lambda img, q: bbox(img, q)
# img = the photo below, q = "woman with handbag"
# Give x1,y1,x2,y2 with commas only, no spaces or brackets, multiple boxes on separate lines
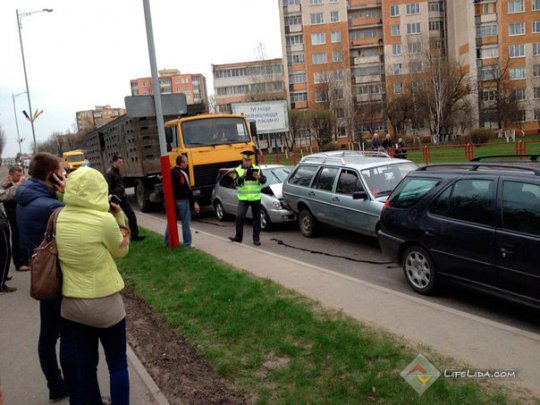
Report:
55,167,130,404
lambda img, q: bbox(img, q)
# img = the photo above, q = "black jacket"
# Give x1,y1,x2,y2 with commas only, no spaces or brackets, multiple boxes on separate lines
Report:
171,167,195,208
105,166,125,197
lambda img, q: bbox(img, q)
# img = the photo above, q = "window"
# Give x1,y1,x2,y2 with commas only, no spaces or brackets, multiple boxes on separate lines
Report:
289,73,306,84
309,0,322,4
288,53,305,65
502,181,540,236
329,0,338,2
391,25,400,36
392,44,402,55
429,1,444,12
394,82,403,94
407,23,421,34
511,88,526,100
534,43,540,55
534,0,540,11
357,83,382,95
310,12,324,24
534,64,540,76
477,24,498,37
390,4,399,16
313,167,338,191
408,42,421,53
535,87,540,98
509,44,525,58
535,108,540,119
406,3,420,15
533,21,540,33
481,89,497,101
286,35,303,46
331,31,341,43
312,52,327,64
330,11,339,22
284,15,302,25
390,178,440,209
288,165,318,186
409,61,422,73
430,179,495,226
332,50,343,62
429,20,444,31
510,67,526,79
479,45,499,59
311,32,326,45
509,23,525,36
291,91,308,102
517,110,527,121
508,0,525,12
393,63,403,75
336,170,364,195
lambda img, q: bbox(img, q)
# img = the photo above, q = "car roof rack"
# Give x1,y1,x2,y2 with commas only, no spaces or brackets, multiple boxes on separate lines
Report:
300,150,390,165
418,162,540,176
471,154,539,162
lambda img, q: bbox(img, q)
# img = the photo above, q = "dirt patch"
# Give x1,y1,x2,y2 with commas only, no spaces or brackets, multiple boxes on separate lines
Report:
122,287,248,405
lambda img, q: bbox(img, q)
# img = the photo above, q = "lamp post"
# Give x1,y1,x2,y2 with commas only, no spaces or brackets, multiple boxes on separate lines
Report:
16,8,53,154
11,92,27,156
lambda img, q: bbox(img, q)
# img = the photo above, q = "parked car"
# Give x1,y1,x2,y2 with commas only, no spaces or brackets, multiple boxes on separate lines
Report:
283,151,417,237
378,161,540,310
211,164,296,231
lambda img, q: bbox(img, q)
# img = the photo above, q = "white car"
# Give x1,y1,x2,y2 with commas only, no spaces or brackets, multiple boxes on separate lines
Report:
211,164,296,231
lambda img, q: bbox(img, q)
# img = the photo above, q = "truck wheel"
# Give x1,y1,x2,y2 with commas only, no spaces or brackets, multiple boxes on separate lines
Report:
135,180,153,212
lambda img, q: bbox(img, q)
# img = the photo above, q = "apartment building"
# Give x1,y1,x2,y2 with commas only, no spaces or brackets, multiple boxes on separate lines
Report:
279,0,540,140
76,105,126,132
130,69,208,106
212,58,286,113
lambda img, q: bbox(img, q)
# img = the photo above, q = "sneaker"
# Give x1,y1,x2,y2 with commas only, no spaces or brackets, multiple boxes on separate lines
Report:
0,285,17,293
16,264,31,271
228,236,242,243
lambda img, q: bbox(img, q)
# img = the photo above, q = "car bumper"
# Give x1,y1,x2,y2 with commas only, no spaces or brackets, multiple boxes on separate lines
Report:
378,230,404,264
267,208,297,224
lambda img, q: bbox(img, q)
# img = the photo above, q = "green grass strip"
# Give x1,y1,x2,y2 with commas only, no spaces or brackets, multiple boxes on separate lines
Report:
118,231,515,404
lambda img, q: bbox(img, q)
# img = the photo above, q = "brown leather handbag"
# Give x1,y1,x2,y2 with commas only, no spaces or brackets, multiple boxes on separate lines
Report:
30,208,63,300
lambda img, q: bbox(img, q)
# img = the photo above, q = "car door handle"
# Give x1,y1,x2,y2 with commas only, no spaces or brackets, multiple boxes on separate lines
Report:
332,197,340,202
307,191,315,197
500,247,514,258
424,230,436,237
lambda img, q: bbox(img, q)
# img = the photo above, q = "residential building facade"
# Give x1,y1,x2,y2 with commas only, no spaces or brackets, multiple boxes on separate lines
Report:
212,58,286,113
76,105,126,132
130,69,208,106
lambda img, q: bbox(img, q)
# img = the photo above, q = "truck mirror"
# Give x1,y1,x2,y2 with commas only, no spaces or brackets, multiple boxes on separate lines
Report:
249,121,257,140
165,127,173,144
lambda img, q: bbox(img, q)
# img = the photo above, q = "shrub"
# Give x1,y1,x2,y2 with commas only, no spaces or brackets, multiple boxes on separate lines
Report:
321,142,338,151
469,128,494,145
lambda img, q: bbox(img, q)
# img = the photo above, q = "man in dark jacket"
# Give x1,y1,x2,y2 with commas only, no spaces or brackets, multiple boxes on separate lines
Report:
16,153,76,402
105,155,144,241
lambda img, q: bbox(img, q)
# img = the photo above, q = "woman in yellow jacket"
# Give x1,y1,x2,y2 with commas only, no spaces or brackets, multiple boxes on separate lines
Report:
56,167,130,404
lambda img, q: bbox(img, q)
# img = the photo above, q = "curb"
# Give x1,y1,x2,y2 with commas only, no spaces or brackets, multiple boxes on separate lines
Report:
127,345,171,405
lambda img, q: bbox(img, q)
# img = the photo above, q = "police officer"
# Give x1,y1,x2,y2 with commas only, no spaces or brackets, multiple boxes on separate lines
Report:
228,150,266,246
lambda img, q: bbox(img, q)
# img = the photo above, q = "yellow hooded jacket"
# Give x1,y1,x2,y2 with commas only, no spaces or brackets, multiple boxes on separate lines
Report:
56,167,128,298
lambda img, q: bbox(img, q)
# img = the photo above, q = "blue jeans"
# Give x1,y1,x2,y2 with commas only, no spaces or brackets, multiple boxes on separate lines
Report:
66,318,129,405
163,200,192,246
39,297,78,401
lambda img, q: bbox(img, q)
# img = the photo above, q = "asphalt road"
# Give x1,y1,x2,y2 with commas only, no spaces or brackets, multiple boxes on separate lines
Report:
136,201,540,336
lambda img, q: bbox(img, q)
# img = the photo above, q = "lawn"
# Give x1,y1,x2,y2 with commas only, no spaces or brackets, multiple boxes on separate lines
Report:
117,231,518,404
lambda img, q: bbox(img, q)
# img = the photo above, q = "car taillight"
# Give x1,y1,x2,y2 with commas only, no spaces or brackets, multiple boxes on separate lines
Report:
383,200,391,210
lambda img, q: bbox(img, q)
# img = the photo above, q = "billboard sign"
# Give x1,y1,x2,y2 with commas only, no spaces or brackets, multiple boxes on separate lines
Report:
231,100,289,134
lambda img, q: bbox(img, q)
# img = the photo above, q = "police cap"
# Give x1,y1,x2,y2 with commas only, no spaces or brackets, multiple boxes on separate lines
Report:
241,150,255,159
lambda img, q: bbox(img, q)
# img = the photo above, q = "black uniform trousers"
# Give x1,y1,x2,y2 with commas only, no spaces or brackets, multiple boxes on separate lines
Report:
1,226,11,287
234,199,261,243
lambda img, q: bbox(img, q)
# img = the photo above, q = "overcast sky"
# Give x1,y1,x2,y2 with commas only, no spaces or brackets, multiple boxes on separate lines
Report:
0,0,282,157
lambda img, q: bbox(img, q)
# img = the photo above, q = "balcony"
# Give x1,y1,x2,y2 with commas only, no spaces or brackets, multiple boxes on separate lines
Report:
356,93,383,102
287,43,304,52
354,55,380,64
347,0,381,11
349,16,382,28
288,24,302,33
284,4,301,14
480,13,497,23
350,36,382,47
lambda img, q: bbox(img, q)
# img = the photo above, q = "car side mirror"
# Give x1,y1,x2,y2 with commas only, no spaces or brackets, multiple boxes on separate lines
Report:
352,190,368,200
165,127,173,144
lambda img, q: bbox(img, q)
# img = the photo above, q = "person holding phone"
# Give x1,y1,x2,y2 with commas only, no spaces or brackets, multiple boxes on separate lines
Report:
16,152,76,402
228,150,266,246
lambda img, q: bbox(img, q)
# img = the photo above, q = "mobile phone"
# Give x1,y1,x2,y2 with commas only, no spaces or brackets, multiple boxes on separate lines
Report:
110,194,122,205
246,168,255,179
48,173,61,187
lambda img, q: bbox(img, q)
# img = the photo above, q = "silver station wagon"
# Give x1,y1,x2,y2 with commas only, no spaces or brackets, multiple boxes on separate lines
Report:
283,151,417,237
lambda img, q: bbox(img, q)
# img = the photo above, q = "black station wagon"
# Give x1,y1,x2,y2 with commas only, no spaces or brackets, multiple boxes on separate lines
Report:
378,161,540,310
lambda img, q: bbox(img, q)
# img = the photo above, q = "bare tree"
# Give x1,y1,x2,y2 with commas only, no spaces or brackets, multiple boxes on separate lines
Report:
285,109,309,151
0,125,6,159
309,109,335,148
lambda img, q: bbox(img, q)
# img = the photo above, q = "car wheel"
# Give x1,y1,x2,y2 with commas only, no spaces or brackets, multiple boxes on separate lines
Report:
214,201,228,222
260,208,272,231
402,245,437,295
299,209,317,237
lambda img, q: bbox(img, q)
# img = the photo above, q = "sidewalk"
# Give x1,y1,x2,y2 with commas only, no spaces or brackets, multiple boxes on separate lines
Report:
0,263,168,405
138,212,540,398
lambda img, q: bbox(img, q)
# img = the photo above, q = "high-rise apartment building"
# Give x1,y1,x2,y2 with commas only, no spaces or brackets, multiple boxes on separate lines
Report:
76,105,126,132
130,69,208,106
212,58,286,113
279,0,540,140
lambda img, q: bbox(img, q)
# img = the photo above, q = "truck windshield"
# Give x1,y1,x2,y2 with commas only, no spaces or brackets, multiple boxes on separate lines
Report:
66,155,84,162
181,117,250,147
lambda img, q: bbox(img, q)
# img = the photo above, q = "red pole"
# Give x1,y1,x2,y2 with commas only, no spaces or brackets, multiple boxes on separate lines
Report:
275,153,281,163
160,155,180,248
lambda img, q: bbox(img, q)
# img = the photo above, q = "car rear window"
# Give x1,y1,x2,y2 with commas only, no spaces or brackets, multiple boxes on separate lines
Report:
389,177,440,208
288,165,318,187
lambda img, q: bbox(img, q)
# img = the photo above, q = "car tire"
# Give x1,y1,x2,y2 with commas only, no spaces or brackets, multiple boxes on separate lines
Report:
214,201,229,222
260,208,272,231
402,245,438,295
299,209,317,237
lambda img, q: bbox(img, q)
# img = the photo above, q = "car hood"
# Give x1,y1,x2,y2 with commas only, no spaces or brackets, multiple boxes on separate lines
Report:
270,183,283,199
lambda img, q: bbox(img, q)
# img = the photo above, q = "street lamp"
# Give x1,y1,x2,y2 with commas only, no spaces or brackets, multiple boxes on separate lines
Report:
11,91,27,156
16,8,53,154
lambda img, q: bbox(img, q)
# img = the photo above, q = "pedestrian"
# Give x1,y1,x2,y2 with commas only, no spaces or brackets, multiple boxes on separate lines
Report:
16,152,76,402
164,155,200,247
382,133,393,151
228,150,267,246
0,199,15,293
371,133,381,151
105,155,145,241
56,167,130,404
1,166,30,272
395,138,408,159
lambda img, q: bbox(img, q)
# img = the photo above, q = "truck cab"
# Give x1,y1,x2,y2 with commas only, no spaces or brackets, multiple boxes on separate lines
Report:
62,150,85,172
